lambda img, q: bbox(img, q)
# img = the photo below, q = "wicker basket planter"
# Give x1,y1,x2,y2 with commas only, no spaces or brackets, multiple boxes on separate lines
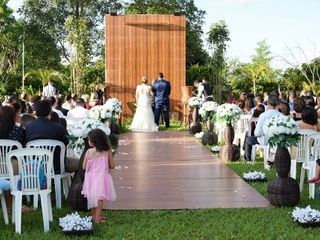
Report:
267,146,300,207
219,124,240,161
189,108,202,134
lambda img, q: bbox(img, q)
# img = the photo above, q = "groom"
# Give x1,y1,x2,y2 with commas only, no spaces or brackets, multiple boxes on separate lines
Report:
152,72,171,128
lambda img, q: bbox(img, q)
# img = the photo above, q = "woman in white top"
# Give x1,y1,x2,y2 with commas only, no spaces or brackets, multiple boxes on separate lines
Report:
130,76,158,132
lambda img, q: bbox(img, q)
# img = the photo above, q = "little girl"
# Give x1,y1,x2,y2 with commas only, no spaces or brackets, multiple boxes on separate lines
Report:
81,128,116,223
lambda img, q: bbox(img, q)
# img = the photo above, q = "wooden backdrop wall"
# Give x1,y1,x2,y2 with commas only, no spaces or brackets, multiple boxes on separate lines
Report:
105,14,186,118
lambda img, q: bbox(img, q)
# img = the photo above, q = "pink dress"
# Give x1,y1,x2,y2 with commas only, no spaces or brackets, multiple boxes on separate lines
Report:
82,155,116,209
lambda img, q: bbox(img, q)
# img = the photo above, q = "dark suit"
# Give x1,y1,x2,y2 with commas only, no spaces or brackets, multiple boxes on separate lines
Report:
152,79,171,127
26,117,69,173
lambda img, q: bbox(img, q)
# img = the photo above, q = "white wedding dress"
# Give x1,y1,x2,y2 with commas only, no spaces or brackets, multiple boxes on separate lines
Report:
130,84,159,132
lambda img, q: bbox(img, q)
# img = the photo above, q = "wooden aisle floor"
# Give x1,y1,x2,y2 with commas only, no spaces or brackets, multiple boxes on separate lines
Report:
107,131,272,209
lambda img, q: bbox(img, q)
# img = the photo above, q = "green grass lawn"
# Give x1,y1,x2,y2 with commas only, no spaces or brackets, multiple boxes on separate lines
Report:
1,138,320,239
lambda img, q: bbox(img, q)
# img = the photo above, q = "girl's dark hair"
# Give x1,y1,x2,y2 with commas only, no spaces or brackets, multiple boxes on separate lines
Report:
302,107,318,125
293,97,305,113
278,101,290,116
0,105,15,139
88,128,111,152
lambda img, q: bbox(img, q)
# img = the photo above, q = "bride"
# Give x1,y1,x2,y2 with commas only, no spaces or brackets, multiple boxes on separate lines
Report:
130,76,159,132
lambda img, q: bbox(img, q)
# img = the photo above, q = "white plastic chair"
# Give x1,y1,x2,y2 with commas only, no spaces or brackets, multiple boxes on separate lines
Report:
6,148,53,233
235,114,252,151
0,140,23,179
26,140,69,209
290,129,317,179
0,188,9,225
299,133,320,198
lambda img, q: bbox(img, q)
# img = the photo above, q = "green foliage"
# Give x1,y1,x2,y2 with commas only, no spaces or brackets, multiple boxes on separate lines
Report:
186,64,212,85
268,134,300,148
207,20,230,102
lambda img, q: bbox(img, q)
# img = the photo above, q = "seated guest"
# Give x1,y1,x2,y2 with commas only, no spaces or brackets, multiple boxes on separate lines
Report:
250,94,263,113
21,113,36,128
298,107,320,131
50,96,65,119
0,104,26,146
292,97,305,121
62,94,74,111
55,97,68,116
304,95,316,108
26,100,68,173
278,101,290,116
244,104,265,161
67,98,89,122
244,94,282,161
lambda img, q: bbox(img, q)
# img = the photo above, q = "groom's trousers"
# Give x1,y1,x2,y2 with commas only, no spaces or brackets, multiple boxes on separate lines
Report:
154,103,170,128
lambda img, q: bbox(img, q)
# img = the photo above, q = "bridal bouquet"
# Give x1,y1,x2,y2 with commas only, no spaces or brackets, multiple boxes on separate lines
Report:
216,103,242,125
199,101,219,121
187,97,203,108
263,115,300,148
292,206,320,225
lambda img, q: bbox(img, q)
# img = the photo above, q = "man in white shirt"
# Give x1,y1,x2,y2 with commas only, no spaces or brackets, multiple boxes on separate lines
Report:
244,93,282,161
66,98,89,123
43,80,56,98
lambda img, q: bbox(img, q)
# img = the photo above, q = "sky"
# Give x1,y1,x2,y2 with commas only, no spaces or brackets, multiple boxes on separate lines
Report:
8,0,320,68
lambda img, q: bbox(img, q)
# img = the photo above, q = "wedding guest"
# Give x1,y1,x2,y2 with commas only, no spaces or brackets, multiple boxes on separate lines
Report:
20,93,31,114
278,101,290,116
82,129,116,223
201,78,214,102
292,97,305,121
50,96,65,118
55,97,68,116
303,95,316,108
30,95,41,112
62,94,74,111
287,90,296,112
94,85,104,101
81,94,92,110
298,107,320,131
0,104,25,146
250,94,263,113
21,113,36,128
67,98,90,122
26,100,68,173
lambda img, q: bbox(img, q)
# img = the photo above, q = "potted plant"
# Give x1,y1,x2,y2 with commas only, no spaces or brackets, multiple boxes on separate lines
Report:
199,101,219,145
187,97,203,134
263,115,300,206
216,103,242,161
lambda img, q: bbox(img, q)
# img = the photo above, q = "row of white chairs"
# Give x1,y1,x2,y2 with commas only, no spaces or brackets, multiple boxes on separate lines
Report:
0,139,70,233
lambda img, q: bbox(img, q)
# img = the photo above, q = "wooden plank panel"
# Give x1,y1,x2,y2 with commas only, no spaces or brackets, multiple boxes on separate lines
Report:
106,15,186,118
106,131,272,210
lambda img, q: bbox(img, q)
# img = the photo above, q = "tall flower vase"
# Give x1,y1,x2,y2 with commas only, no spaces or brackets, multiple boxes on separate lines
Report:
202,120,218,145
189,107,202,134
219,123,240,161
267,146,300,207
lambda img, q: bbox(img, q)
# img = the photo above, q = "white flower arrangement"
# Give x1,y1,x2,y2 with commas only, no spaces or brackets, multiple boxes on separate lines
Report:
242,171,266,181
292,206,320,225
199,101,219,121
187,97,203,108
216,103,242,125
194,132,204,139
211,146,221,152
263,115,300,148
59,212,93,232
67,119,111,155
89,105,112,121
104,98,122,115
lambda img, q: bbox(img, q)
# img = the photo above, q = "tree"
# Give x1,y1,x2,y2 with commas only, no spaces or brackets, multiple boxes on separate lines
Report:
280,42,320,93
239,40,274,95
124,0,208,67
207,20,230,102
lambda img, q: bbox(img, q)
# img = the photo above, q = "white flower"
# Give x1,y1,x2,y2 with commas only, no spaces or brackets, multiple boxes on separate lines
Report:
242,171,266,180
59,212,93,231
292,206,320,224
263,115,299,138
194,132,204,139
188,97,203,107
216,103,242,124
68,119,111,138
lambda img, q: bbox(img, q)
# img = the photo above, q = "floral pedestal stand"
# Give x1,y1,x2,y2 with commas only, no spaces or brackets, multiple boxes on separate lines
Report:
189,107,202,134
267,146,300,206
202,120,218,145
219,123,240,161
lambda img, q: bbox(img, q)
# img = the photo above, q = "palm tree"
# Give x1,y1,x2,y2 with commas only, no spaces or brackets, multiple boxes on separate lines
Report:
25,69,62,88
